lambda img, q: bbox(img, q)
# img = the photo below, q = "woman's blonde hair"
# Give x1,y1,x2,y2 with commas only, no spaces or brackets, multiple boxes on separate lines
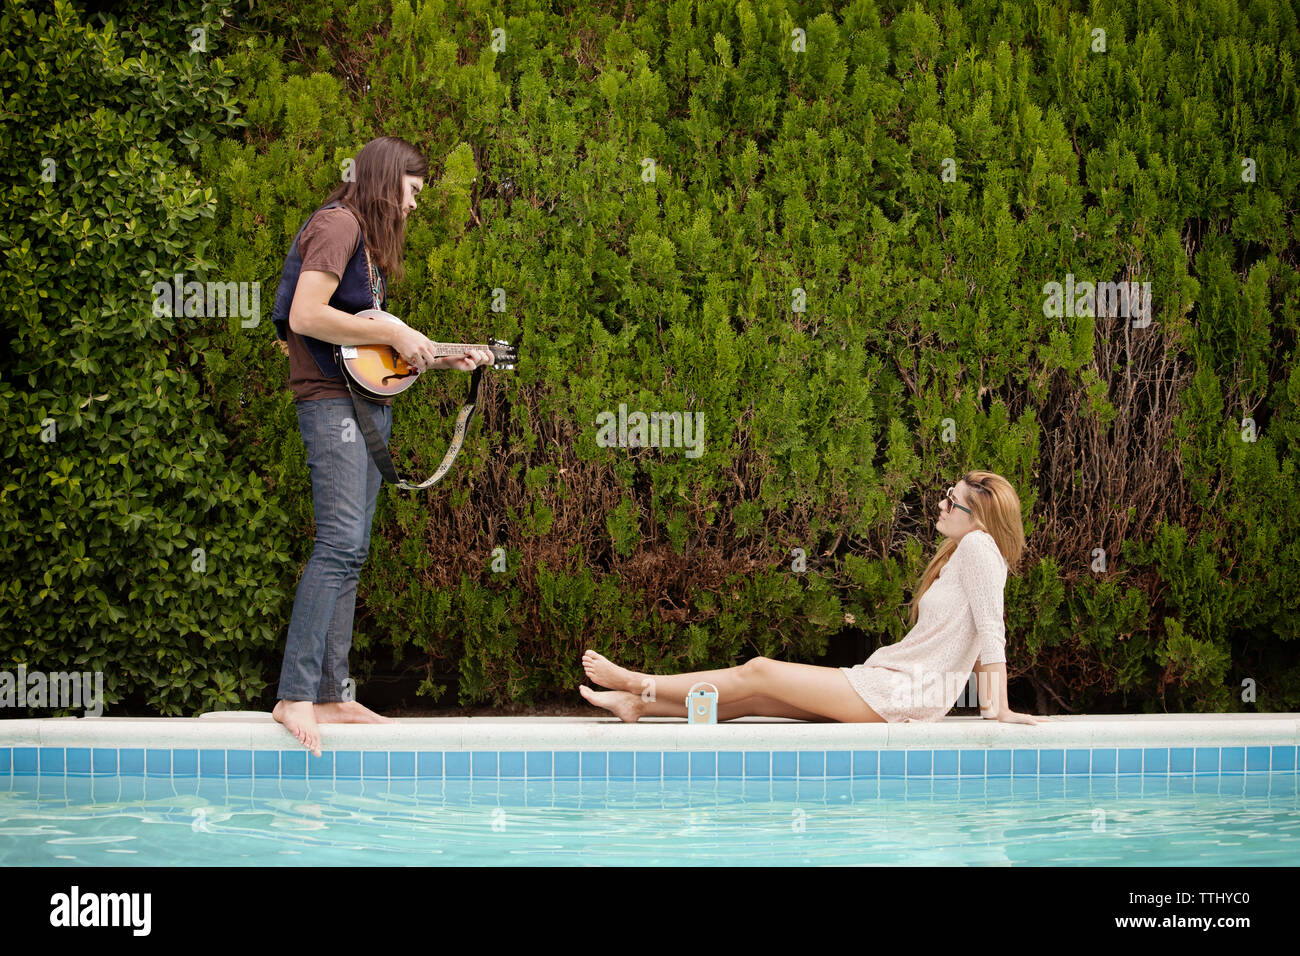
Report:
907,470,1026,626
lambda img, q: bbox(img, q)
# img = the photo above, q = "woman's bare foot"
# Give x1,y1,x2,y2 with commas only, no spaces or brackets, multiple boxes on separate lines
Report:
272,699,322,757
581,649,643,693
314,701,395,724
578,684,644,722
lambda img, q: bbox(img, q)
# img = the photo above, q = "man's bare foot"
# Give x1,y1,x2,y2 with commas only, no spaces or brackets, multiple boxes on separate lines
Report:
578,684,644,722
581,649,644,694
272,699,322,757
314,700,395,724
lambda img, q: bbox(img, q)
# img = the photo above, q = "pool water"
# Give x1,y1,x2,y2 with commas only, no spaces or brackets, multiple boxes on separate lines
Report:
2,774,1297,865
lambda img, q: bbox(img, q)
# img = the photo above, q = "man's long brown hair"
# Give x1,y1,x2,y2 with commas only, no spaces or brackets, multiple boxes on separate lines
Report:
321,136,428,283
907,470,1027,626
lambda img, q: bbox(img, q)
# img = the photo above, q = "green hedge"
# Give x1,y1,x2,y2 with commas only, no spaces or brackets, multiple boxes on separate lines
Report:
0,0,292,714
3,0,1298,716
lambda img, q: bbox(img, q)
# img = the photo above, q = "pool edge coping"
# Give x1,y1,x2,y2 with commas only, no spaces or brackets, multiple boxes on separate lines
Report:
1,713,1297,751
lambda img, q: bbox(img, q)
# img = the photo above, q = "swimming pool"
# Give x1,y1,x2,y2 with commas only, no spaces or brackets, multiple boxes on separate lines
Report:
3,715,1296,865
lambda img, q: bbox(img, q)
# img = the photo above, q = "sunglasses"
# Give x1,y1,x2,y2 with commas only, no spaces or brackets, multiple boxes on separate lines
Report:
942,486,973,515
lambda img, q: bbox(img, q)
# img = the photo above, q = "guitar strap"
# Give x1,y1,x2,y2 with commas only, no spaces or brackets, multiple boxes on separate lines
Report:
343,365,485,492
343,243,486,492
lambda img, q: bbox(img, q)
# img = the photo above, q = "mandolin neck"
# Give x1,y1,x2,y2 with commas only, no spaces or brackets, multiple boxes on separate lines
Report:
429,342,498,356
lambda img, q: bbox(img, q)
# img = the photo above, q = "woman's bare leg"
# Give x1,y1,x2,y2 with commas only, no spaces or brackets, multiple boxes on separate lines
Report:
581,650,882,723
578,686,829,721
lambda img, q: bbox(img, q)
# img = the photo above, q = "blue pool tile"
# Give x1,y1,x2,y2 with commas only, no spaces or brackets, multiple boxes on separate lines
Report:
497,751,524,778
609,752,633,778
0,749,9,774
145,749,171,776
771,751,796,777
1221,747,1245,773
281,750,306,778
92,748,117,775
333,751,361,779
253,750,279,777
199,750,225,777
418,752,444,778
744,751,770,777
1065,750,1090,775
906,750,932,776
1092,749,1117,774
1039,749,1064,774
1246,747,1270,772
144,778,176,801
362,751,389,778
13,748,36,774
552,751,577,777
1012,749,1038,776
663,752,689,777
390,751,416,778
581,751,607,778
986,749,1011,776
119,749,144,775
718,751,742,778
1143,748,1167,773
798,751,825,778
932,750,958,776
689,752,715,778
720,751,749,777
959,750,985,776
524,751,550,777
1169,748,1194,773
1271,746,1296,772
1195,747,1220,774
306,751,333,779
173,749,198,777
119,777,145,801
39,748,64,774
224,749,251,777
1117,748,1142,774
827,750,851,776
92,779,119,804
853,751,879,777
635,751,661,778
444,752,470,777
66,747,91,774
880,750,905,777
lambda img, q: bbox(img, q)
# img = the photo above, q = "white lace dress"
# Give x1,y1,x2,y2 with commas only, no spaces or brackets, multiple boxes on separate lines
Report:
841,529,1008,721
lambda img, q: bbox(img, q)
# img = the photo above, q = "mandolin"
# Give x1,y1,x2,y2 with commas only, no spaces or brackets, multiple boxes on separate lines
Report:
336,308,517,401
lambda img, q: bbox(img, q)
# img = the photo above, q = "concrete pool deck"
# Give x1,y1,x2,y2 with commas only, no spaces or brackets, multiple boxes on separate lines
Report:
2,712,1297,751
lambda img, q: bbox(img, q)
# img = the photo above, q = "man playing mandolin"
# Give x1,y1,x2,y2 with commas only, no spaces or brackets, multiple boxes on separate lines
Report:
270,136,494,755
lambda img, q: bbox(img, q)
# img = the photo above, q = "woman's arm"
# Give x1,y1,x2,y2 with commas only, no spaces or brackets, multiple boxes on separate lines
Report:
289,270,402,346
956,534,1046,724
974,660,1045,724
290,269,463,370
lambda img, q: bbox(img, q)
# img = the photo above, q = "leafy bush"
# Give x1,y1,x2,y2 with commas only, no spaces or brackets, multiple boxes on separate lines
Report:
0,0,291,714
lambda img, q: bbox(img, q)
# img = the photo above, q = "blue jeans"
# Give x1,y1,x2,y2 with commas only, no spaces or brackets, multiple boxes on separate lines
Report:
277,396,391,703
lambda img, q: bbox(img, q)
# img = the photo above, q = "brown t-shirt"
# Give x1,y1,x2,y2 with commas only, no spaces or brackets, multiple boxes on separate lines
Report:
285,206,393,406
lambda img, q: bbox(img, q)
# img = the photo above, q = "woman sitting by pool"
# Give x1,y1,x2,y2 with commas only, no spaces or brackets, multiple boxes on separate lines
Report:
580,470,1046,725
